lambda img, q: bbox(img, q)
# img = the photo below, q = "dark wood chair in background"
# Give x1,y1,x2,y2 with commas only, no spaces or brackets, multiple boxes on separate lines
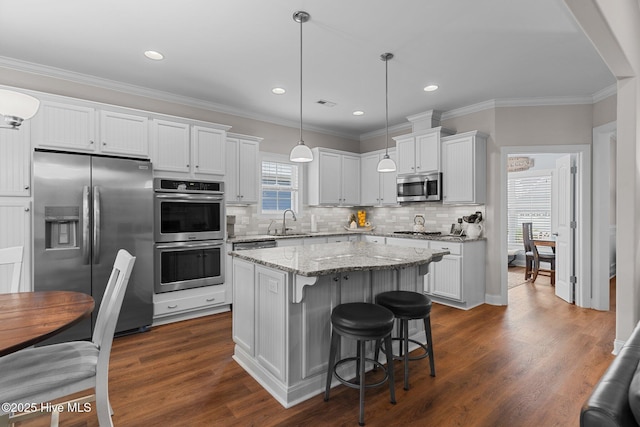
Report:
522,222,556,285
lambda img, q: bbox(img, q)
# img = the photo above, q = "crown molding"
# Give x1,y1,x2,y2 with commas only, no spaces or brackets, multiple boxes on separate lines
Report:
359,122,412,141
592,84,617,102
0,56,360,141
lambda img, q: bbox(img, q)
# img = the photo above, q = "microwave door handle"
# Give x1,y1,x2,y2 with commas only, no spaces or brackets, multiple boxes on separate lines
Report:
82,186,91,265
93,186,101,264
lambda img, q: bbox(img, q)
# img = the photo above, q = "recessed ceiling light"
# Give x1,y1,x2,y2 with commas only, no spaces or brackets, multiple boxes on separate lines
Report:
272,87,286,95
423,84,439,92
144,50,164,61
353,111,365,116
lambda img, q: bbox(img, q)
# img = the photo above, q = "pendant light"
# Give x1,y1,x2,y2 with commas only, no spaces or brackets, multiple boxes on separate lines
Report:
377,53,397,172
0,89,40,130
289,11,314,163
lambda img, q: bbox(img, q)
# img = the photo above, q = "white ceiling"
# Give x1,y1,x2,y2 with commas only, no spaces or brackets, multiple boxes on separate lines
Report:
0,0,615,140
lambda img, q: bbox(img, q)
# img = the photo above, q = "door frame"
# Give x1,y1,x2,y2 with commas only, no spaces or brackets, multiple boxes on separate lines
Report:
499,144,591,307
592,121,616,310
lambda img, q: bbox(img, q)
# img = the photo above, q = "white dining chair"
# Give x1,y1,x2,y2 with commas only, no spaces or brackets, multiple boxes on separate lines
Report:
0,246,23,293
0,249,136,427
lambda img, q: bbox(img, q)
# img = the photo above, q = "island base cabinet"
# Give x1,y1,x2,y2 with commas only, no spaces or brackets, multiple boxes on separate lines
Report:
231,257,432,407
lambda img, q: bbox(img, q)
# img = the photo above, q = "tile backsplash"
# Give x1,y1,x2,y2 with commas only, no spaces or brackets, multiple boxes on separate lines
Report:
227,203,485,237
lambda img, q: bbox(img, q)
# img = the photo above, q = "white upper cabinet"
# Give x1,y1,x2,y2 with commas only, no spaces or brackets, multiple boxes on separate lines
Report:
99,110,148,157
191,125,226,176
152,119,229,178
308,148,360,206
441,131,487,205
394,127,453,175
0,124,31,197
360,149,397,206
32,100,149,157
226,134,261,205
151,119,191,173
32,101,97,152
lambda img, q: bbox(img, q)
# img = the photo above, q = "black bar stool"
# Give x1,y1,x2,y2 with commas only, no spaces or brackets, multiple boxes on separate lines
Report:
375,290,435,390
324,302,396,426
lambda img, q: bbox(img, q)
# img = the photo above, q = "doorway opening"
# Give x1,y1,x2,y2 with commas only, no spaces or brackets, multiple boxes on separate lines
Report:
499,144,592,307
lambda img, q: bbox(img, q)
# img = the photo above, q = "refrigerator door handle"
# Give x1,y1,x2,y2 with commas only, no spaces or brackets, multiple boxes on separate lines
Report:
93,186,101,264
82,186,91,265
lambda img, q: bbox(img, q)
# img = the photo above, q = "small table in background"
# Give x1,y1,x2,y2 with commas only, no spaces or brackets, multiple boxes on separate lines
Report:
0,291,95,356
533,239,556,253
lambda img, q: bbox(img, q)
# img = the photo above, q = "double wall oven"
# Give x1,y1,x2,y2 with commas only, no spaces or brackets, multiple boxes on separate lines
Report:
154,178,225,293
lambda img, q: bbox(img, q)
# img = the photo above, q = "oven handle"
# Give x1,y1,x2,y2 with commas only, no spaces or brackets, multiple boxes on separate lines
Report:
156,242,225,250
155,193,223,201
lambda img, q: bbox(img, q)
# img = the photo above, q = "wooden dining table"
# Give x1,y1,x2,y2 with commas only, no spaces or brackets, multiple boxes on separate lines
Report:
0,291,95,357
533,239,556,253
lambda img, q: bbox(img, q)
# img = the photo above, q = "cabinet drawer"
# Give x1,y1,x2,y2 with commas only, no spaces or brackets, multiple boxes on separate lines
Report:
155,287,226,316
430,241,461,255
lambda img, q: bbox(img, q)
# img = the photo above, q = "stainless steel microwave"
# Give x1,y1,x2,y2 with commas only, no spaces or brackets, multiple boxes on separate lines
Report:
397,172,442,202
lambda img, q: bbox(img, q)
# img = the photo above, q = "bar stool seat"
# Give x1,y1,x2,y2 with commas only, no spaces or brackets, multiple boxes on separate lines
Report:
324,302,396,426
375,290,435,391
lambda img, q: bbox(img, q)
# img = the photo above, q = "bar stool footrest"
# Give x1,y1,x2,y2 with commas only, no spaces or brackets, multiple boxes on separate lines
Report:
386,337,430,361
333,357,390,389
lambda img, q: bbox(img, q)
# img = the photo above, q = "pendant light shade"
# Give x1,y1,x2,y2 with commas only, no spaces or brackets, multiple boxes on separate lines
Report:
377,53,397,173
0,89,40,130
289,11,313,163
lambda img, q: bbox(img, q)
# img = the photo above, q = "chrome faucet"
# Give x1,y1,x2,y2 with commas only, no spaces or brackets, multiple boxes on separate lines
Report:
282,209,297,235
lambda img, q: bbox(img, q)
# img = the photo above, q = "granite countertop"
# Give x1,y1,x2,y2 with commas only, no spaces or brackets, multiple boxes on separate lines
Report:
227,230,484,244
229,241,449,276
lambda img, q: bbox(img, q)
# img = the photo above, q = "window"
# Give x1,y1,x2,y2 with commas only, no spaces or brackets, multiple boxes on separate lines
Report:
261,159,300,215
507,171,552,246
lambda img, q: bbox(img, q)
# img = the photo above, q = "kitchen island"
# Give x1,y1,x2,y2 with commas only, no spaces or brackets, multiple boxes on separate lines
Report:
229,241,448,407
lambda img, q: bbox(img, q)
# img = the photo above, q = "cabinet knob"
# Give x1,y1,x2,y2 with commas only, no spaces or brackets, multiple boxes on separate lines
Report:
416,166,420,169
103,142,107,146
332,276,339,282
206,297,216,302
89,140,94,145
343,275,349,280
167,304,178,309
195,165,199,168
24,185,30,190
24,207,30,212
186,164,190,167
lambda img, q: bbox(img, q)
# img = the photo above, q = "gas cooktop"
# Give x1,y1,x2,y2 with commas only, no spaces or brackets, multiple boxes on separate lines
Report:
393,231,442,236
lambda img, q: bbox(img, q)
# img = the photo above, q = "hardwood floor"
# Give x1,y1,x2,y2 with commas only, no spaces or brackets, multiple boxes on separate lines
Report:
16,279,616,427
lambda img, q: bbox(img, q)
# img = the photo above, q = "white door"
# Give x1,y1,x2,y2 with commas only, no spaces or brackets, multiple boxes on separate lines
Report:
553,154,574,303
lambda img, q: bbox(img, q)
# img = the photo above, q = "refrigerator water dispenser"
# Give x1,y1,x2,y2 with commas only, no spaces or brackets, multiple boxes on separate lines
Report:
45,206,79,249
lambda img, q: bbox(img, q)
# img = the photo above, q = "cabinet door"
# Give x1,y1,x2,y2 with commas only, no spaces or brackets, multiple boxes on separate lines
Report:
32,101,96,152
430,255,462,301
0,200,31,292
0,124,31,196
238,140,259,203
100,110,149,157
225,138,239,203
395,137,415,175
415,132,439,173
442,136,474,204
152,119,191,173
360,153,381,205
192,126,225,176
341,154,360,205
318,151,342,205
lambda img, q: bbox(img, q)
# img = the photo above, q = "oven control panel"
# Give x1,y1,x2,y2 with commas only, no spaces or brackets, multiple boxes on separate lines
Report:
154,178,224,194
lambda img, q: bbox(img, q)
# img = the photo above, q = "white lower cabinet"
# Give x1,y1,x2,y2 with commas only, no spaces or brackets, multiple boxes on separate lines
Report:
427,240,485,309
386,237,485,309
361,235,385,244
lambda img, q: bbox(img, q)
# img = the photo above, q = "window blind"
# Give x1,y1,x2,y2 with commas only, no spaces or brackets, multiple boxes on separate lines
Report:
261,161,299,214
507,172,552,245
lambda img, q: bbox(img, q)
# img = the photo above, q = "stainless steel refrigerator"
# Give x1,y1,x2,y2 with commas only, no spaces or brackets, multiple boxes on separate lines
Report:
33,150,153,343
